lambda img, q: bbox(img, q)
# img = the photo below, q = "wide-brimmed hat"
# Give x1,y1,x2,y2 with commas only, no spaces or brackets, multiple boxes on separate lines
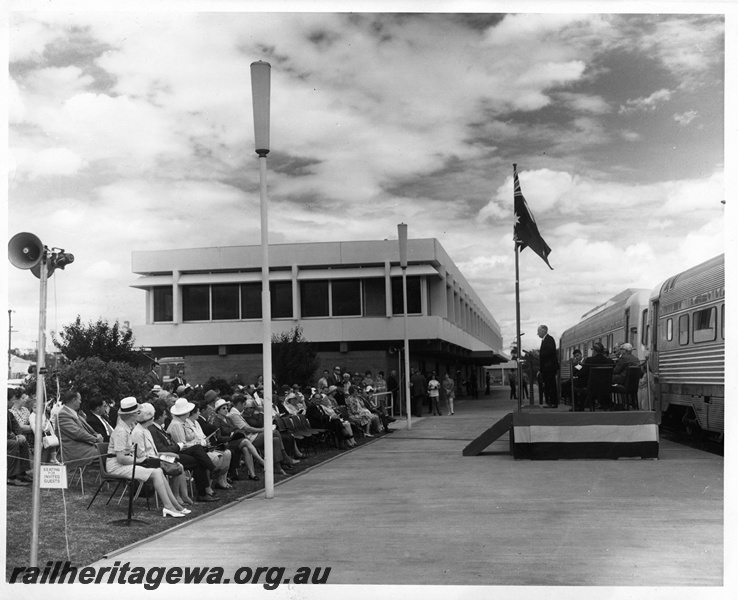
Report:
136,402,155,422
214,398,230,411
204,389,219,403
176,385,187,395
170,397,196,416
151,385,162,393
119,397,140,414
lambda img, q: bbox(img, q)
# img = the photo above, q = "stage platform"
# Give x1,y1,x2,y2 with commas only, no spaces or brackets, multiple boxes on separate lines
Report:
463,406,659,459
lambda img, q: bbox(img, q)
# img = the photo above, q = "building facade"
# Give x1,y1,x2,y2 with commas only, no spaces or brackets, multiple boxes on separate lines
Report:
131,238,505,390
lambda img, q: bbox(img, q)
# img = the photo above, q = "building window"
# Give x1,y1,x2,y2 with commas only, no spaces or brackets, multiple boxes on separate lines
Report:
241,283,261,319
391,276,422,315
271,281,293,319
212,284,240,320
301,280,329,317
363,278,385,317
678,314,689,346
153,287,173,322
183,285,210,321
693,307,716,343
332,279,361,316
666,318,673,342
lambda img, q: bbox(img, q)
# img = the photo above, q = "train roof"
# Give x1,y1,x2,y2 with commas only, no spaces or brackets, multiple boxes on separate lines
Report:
649,254,724,305
578,288,647,321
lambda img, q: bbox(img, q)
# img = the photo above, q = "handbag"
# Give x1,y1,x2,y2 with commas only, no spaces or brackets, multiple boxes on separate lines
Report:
42,433,60,449
159,460,183,476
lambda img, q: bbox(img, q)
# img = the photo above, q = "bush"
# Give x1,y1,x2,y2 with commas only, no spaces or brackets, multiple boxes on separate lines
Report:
54,357,151,406
271,326,320,389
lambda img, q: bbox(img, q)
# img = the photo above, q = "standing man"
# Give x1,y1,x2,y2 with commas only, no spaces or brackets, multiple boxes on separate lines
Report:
537,324,559,408
410,368,427,418
386,370,400,416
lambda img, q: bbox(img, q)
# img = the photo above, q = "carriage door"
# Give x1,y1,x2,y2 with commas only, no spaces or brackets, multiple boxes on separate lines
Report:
624,308,631,347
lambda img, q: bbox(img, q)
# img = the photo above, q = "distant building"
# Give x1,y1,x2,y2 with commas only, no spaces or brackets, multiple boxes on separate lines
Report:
131,238,505,389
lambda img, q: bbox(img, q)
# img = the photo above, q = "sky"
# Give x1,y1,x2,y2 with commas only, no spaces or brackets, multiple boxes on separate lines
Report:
3,1,732,357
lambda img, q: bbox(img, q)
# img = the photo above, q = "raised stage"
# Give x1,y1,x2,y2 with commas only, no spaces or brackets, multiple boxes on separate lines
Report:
463,409,659,459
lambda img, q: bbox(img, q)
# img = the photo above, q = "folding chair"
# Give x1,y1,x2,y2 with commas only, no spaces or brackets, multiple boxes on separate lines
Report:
86,442,148,511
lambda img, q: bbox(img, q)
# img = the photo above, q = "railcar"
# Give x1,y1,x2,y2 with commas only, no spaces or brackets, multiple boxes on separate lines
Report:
649,254,725,440
558,288,650,383
557,254,725,441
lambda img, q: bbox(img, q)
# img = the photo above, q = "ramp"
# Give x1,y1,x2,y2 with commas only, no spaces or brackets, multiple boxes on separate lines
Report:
462,412,513,456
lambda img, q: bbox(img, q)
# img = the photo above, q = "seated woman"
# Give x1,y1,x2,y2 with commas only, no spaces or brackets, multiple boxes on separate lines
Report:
345,386,381,437
319,387,356,444
167,397,233,491
227,396,299,475
211,398,262,481
9,389,34,442
132,402,193,509
106,397,188,518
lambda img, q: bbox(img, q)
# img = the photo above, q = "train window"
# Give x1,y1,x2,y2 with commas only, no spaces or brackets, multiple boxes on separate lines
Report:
693,307,716,343
666,318,673,342
678,314,689,345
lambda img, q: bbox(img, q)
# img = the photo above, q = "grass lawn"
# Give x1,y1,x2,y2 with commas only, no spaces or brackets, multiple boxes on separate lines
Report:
6,431,387,578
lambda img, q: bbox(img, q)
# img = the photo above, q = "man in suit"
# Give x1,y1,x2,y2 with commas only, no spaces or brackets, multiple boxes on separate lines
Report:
52,390,103,467
86,397,114,442
577,342,615,410
537,324,560,408
410,368,427,418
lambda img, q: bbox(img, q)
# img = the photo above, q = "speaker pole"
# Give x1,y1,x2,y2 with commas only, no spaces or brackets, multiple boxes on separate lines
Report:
29,251,49,568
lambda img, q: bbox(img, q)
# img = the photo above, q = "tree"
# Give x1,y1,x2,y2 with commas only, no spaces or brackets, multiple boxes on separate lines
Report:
52,316,139,364
26,357,150,406
271,326,320,388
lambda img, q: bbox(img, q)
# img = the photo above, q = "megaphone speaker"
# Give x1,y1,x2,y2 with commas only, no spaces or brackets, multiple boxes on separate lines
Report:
8,232,44,270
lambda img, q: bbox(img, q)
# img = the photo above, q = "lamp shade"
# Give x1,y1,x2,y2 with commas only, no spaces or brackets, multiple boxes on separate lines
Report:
250,60,271,156
398,223,408,268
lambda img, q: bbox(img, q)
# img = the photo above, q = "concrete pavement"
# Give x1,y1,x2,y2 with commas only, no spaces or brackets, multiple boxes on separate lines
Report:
93,388,724,587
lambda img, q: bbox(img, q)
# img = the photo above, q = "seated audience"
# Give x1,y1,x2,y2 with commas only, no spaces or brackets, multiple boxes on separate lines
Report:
211,397,262,481
132,402,193,508
85,397,115,442
148,400,219,502
345,386,381,436
167,397,232,491
106,397,188,518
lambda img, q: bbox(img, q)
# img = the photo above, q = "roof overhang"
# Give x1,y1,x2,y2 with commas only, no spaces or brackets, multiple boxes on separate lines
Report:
468,351,508,366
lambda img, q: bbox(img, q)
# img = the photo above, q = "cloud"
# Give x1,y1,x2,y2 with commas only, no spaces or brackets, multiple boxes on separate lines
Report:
619,88,672,113
673,110,699,126
22,148,88,179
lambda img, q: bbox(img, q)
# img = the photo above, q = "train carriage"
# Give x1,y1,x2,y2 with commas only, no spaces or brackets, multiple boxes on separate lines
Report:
559,288,650,383
649,255,725,439
558,254,724,441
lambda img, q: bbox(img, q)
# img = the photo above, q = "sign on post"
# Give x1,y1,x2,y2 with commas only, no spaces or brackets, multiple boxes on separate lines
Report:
40,465,68,489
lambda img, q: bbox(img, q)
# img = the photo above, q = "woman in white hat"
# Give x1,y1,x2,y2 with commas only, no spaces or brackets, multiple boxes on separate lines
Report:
132,402,193,510
166,397,232,490
106,397,188,518
211,397,262,481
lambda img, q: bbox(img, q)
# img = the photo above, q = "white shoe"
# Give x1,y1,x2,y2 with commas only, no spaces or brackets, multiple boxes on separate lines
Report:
163,508,185,518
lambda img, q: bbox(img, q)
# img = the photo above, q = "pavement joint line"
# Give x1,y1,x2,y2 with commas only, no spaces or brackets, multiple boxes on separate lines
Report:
99,434,387,563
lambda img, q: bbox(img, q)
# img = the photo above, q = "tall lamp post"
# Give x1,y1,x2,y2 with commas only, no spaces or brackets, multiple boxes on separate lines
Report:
398,224,412,430
251,60,274,498
8,309,15,379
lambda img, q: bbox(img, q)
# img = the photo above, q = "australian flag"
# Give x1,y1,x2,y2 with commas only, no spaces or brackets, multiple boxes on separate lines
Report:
513,164,553,270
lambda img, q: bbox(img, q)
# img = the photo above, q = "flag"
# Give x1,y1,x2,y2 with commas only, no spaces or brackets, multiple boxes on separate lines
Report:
513,164,553,270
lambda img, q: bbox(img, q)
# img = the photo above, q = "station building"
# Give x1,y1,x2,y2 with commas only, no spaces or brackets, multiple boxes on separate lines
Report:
131,238,506,389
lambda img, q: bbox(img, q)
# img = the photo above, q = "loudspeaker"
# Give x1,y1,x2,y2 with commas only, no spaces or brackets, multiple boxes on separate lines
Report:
8,232,44,270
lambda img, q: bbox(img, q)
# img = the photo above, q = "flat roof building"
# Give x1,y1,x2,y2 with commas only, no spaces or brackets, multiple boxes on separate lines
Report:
131,238,505,389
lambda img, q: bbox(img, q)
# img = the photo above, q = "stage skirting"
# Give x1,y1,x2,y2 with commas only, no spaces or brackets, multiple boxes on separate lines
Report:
512,411,659,459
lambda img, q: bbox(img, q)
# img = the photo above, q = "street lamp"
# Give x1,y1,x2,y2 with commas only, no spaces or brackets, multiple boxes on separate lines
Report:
398,223,412,430
250,60,274,499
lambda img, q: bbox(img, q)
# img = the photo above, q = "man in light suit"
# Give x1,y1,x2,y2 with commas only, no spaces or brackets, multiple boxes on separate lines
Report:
53,390,102,467
537,324,560,408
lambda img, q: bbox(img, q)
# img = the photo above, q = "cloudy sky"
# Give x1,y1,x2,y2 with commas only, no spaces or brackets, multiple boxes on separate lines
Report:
4,2,730,355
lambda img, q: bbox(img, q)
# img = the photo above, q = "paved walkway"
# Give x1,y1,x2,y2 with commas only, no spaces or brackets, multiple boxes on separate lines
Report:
93,389,724,588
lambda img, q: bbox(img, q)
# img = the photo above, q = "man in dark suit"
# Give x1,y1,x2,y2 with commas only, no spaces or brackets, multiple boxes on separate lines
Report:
537,324,560,408
577,342,615,410
85,397,114,442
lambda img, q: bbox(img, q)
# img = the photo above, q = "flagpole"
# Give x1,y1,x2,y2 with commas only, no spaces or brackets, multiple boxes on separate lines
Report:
514,163,522,414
